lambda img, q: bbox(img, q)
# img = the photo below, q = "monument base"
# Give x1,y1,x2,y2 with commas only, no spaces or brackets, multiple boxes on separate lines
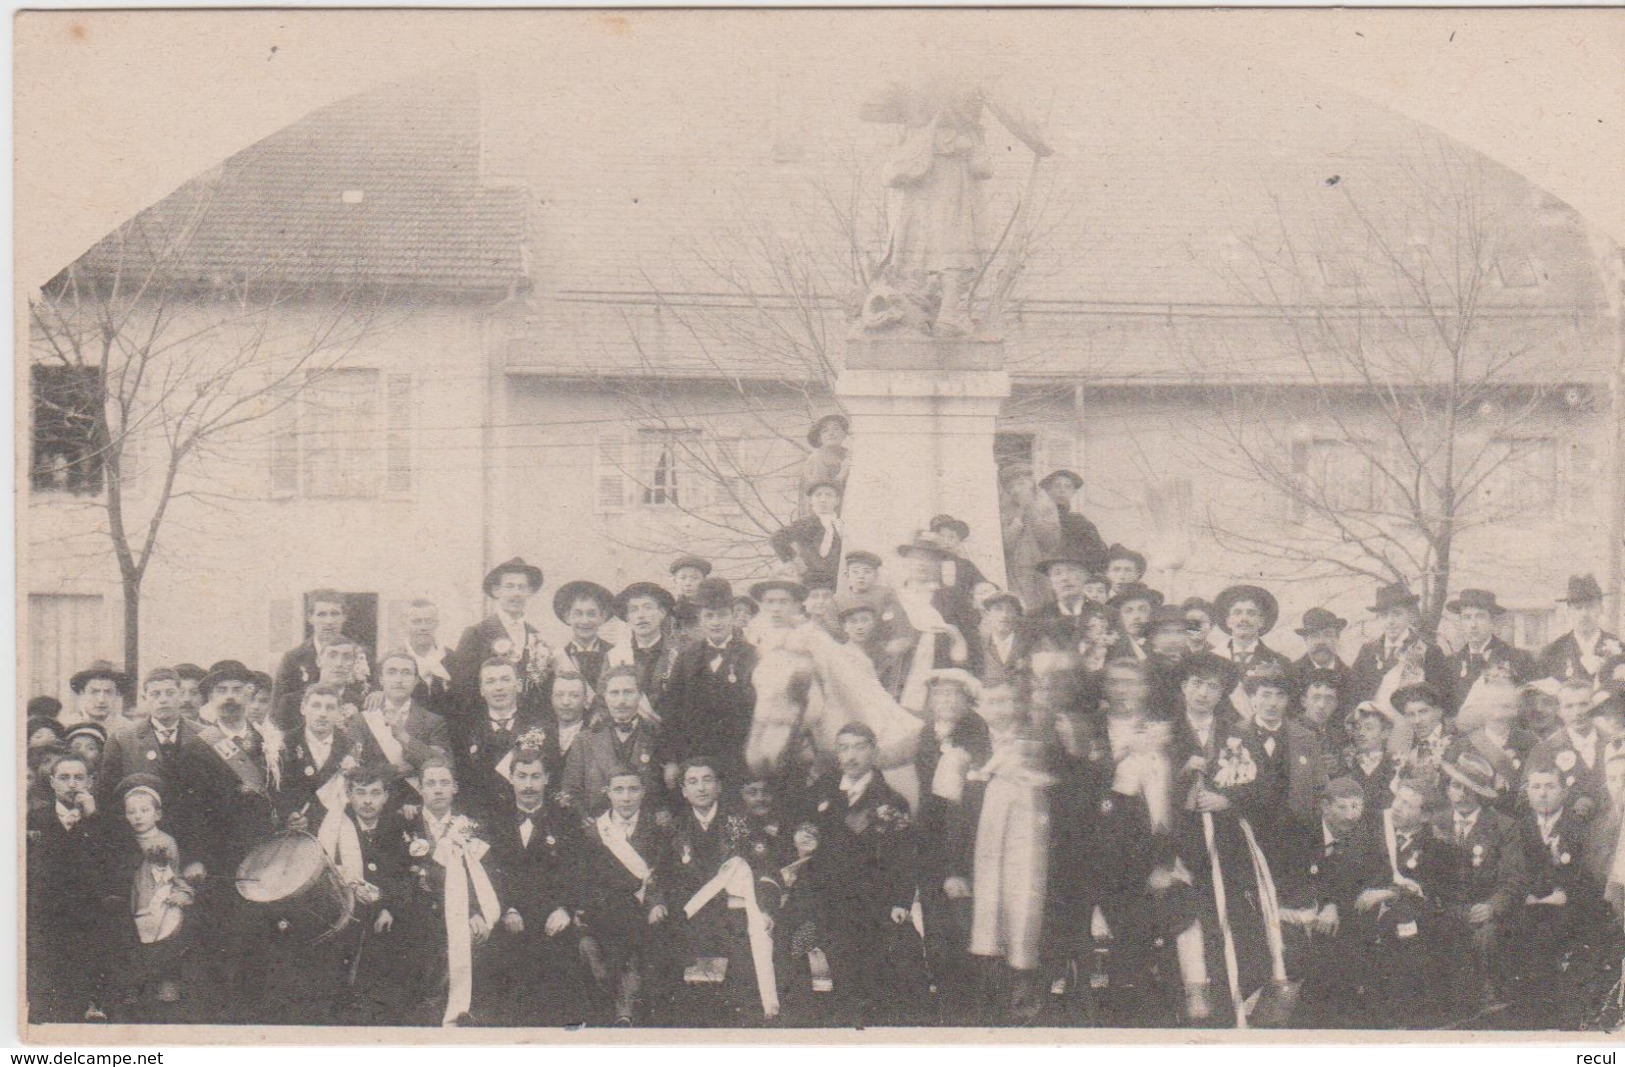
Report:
835,336,1011,588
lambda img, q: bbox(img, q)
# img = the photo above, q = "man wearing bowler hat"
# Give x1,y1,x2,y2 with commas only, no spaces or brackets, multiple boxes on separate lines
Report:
661,577,760,790
1037,468,1107,575
1289,608,1354,711
1539,574,1623,684
1444,588,1536,713
452,557,549,719
1349,582,1450,708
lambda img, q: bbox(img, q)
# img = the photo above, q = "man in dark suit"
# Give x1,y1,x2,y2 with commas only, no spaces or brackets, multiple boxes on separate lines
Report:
648,757,770,1025
482,745,586,1025
1242,663,1329,836
97,668,202,819
554,580,618,696
660,578,758,789
179,661,276,875
613,581,682,719
928,514,988,607
807,723,924,1026
541,669,592,789
451,557,549,721
1288,608,1356,724
1037,469,1108,574
274,683,368,830
578,767,667,1024
26,751,114,1023
402,598,457,721
561,665,663,817
455,658,546,819
1349,582,1451,708
769,481,844,585
1527,678,1611,821
886,534,980,679
1028,553,1097,648
977,591,1030,688
1212,584,1293,678
1435,750,1527,1014
1539,574,1624,684
270,588,369,733
325,764,423,1026
668,555,713,641
1444,588,1537,713
353,650,450,790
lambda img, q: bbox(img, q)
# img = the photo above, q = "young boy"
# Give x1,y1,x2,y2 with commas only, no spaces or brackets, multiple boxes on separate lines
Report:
843,550,903,643
769,481,844,585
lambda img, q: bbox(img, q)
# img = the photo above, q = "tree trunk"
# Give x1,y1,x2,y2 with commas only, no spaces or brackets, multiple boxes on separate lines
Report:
122,574,141,679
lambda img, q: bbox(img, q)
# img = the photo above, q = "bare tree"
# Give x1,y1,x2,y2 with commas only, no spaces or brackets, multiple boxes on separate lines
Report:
29,187,396,675
590,163,1060,574
1183,140,1600,629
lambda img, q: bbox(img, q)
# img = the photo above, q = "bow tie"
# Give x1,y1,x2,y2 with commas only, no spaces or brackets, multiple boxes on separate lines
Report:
58,808,81,830
490,718,515,733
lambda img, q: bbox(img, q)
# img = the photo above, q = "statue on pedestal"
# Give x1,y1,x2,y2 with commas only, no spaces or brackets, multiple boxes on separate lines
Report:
858,73,1053,338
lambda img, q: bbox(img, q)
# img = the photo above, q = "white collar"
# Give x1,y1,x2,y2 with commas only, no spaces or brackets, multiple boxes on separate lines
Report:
152,721,180,740
1466,638,1494,655
1231,638,1260,657
839,771,874,801
557,718,585,742
633,633,663,651
1454,807,1481,831
1567,726,1597,752
1537,809,1563,837
1322,819,1340,845
305,728,335,756
691,804,719,831
614,810,640,833
487,706,517,725
55,801,80,824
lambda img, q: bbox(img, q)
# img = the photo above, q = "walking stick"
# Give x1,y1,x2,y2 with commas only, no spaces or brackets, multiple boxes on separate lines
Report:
1202,810,1247,1030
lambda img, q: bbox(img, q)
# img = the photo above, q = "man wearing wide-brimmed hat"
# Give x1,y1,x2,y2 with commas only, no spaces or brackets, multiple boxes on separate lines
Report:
452,557,549,718
927,513,986,607
1538,573,1622,684
1444,588,1537,712
1348,582,1450,708
607,581,681,717
887,533,979,687
1211,584,1291,677
554,580,618,695
67,661,131,728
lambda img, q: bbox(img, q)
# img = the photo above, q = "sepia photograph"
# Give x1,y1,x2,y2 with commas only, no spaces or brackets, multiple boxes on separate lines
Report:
11,7,1625,1045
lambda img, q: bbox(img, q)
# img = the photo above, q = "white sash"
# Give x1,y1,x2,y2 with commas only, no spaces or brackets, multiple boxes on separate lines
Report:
682,855,780,1018
362,709,406,766
317,808,366,885
431,823,501,1025
596,811,652,900
315,763,350,817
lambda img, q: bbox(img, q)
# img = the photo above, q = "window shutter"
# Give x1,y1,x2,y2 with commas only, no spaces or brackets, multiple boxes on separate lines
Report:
595,430,630,513
268,598,296,659
712,434,743,511
384,373,413,495
269,399,299,498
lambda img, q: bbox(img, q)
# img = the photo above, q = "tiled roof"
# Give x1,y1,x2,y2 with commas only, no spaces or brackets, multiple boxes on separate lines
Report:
60,70,530,295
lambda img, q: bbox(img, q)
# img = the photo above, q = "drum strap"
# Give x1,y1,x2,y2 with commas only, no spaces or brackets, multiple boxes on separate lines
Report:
682,856,780,1019
434,833,500,1025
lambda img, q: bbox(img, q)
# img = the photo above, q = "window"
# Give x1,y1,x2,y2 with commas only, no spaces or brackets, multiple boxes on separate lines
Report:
1494,255,1542,289
640,428,703,507
1477,436,1558,519
28,593,106,699
31,365,103,495
1292,438,1377,515
269,369,412,499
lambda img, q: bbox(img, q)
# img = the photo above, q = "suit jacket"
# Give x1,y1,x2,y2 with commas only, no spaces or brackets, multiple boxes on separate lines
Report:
1217,639,1293,678
271,639,371,733
176,723,276,872
1538,629,1624,684
451,615,547,718
620,635,682,717
350,699,451,774
914,715,992,886
658,636,758,776
1289,654,1357,720
769,515,843,583
977,630,1031,688
1432,805,1526,917
1056,504,1108,574
1445,636,1537,712
579,809,665,945
1380,822,1452,939
345,809,416,925
560,716,662,815
97,718,202,807
938,555,988,608
1245,718,1329,827
1342,749,1398,834
1528,729,1609,818
26,805,116,943
455,707,547,818
1273,815,1390,918
1349,631,1451,708
485,802,583,928
1170,709,1260,817
274,724,368,823
808,773,918,921
648,803,754,921
1518,807,1590,901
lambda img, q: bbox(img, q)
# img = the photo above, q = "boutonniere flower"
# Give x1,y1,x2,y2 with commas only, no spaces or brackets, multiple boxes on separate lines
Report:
1100,796,1114,814
545,834,556,848
817,799,831,813
1309,863,1320,876
681,844,692,865
1561,851,1573,865
1556,750,1578,773
304,765,316,777
341,754,359,772
517,727,549,751
493,638,514,657
27,829,40,843
1405,853,1419,870
408,837,432,858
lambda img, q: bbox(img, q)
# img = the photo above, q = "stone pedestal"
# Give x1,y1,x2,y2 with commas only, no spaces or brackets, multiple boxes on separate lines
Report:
835,334,1010,587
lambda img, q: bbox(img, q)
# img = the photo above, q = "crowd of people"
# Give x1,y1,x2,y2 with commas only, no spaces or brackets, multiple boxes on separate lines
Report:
23,440,1625,1033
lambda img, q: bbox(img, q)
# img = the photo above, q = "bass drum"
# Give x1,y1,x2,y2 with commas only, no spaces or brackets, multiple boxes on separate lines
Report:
236,831,355,943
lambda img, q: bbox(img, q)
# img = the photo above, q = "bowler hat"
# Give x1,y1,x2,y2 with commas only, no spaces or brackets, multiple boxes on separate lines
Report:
554,580,616,623
1108,582,1165,610
1213,584,1280,636
669,555,713,578
981,591,1025,616
1559,574,1605,604
897,533,954,560
1147,604,1187,634
1442,751,1499,800
807,413,850,447
68,661,132,697
1034,553,1092,576
845,550,883,570
614,581,676,621
199,660,255,699
1038,469,1083,494
1368,582,1420,614
750,579,808,603
1104,544,1148,573
692,577,734,612
732,594,759,618
928,514,971,541
1446,588,1506,616
1295,608,1348,637
484,557,544,598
